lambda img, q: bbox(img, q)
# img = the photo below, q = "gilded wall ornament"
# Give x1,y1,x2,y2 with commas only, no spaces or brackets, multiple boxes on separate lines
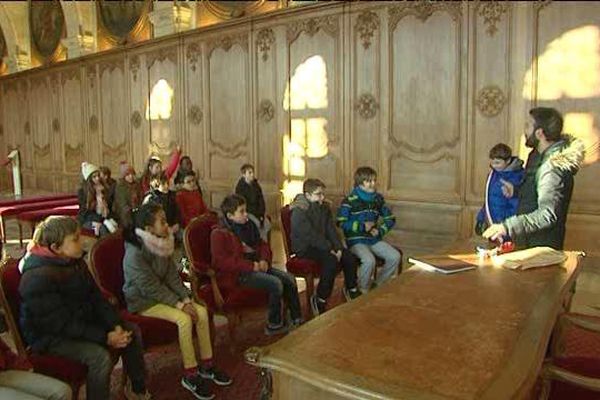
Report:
356,11,380,50
52,118,60,132
188,105,203,126
476,85,506,117
388,1,462,29
287,16,339,43
207,34,248,56
478,2,508,36
355,93,379,120
256,28,275,62
146,47,177,69
130,55,140,81
89,115,99,132
258,99,275,123
131,111,142,128
187,43,200,72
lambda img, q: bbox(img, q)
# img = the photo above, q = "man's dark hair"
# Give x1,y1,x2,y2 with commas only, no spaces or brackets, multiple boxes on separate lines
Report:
303,178,326,194
221,194,246,217
240,163,254,174
529,107,563,142
489,143,512,160
354,166,377,187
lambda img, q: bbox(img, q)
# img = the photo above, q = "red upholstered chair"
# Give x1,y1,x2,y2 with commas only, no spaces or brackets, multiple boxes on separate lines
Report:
0,257,87,399
88,231,179,349
540,313,600,399
279,205,321,316
184,213,268,348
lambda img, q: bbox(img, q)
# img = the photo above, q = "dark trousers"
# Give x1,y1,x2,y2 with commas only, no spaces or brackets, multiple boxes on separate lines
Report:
298,247,358,300
239,268,302,326
44,321,146,400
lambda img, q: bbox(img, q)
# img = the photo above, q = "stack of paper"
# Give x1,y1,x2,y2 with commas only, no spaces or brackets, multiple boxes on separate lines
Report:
491,247,567,270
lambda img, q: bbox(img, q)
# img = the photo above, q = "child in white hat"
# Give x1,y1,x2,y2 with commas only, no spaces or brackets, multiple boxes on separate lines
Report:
78,162,119,236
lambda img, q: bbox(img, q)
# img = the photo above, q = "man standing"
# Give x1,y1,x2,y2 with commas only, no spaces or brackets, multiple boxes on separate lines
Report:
483,107,585,250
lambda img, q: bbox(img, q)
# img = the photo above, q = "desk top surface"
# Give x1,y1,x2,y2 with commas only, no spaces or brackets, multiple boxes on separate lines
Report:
248,252,584,400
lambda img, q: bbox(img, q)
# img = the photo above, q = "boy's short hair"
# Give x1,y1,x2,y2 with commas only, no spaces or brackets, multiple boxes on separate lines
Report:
303,178,326,195
32,216,79,248
221,194,246,217
240,163,254,174
150,172,169,189
354,166,377,187
529,107,563,142
489,143,512,160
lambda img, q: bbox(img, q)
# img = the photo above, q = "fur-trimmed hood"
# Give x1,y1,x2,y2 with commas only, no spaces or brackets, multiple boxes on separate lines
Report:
544,134,586,175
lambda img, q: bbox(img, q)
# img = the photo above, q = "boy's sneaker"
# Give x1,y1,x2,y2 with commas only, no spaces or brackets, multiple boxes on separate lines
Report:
342,287,362,302
264,322,289,336
181,375,215,400
310,294,326,316
198,366,233,386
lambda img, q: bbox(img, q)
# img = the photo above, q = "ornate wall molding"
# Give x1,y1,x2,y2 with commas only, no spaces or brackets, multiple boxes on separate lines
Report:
209,136,249,157
188,105,203,125
186,43,200,72
33,144,51,158
256,28,275,62
206,34,248,56
99,59,125,76
146,47,177,69
476,85,506,117
131,111,142,129
52,118,60,132
64,143,84,172
388,1,462,29
258,99,275,122
86,66,97,88
355,10,380,49
389,134,460,155
89,115,99,132
129,55,140,81
287,15,339,43
61,68,80,85
477,2,509,36
355,93,379,120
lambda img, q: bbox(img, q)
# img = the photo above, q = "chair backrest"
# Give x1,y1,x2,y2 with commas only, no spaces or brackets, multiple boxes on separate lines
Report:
0,257,27,354
280,205,293,259
184,212,219,274
89,231,126,307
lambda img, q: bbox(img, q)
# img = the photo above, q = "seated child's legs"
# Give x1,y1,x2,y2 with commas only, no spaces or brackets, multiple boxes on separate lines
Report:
45,339,113,400
268,268,302,321
119,320,148,394
189,302,213,362
298,247,338,300
340,249,359,291
370,241,401,285
141,304,198,369
0,370,72,400
350,243,377,291
239,271,284,326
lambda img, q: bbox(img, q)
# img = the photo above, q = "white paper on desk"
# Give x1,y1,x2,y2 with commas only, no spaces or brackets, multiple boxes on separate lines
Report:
491,247,567,270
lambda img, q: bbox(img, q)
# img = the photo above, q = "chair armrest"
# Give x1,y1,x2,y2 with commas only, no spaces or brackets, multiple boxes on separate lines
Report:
204,268,225,310
563,314,600,334
542,362,600,392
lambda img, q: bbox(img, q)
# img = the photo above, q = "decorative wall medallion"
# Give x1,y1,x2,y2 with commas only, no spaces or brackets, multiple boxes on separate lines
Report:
188,105,203,125
52,118,60,132
256,28,275,62
355,94,379,120
89,115,99,132
388,1,462,29
130,55,140,81
287,16,339,43
207,34,248,56
131,111,142,128
258,99,274,123
187,43,200,72
476,85,506,117
356,10,380,49
478,2,508,36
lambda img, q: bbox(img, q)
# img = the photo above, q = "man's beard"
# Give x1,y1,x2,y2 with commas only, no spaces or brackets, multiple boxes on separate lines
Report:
525,127,539,148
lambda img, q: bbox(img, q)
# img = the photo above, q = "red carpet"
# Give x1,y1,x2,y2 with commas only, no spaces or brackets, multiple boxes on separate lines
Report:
110,279,347,400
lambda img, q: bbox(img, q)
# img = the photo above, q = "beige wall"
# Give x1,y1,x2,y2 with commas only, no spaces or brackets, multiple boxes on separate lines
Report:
0,1,599,256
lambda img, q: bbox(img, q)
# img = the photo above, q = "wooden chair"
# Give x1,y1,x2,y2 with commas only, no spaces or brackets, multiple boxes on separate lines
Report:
0,257,87,399
540,313,600,399
183,213,268,349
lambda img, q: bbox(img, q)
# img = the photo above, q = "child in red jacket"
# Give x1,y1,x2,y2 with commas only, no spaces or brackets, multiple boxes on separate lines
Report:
210,195,303,335
176,171,207,228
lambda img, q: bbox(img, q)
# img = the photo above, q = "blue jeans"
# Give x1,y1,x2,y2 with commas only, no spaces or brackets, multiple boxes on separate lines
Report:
350,241,401,291
239,268,302,326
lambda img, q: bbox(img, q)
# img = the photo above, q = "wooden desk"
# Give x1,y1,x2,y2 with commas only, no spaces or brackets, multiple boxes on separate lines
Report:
246,252,585,400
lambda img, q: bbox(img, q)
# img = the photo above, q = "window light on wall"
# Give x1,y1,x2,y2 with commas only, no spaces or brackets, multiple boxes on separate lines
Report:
146,79,174,120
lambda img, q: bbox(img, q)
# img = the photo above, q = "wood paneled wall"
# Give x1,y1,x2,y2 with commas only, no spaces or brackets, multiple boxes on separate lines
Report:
0,2,599,256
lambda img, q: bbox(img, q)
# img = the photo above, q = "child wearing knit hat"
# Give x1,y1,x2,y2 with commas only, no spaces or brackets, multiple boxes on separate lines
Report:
114,161,143,228
78,162,119,236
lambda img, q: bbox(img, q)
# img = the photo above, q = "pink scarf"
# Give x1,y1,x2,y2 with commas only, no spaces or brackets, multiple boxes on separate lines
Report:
135,228,175,258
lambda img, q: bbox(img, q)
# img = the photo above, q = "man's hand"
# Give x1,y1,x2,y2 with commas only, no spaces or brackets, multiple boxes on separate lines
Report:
482,224,508,243
500,179,514,198
364,221,375,232
182,303,198,323
330,249,342,261
258,260,269,272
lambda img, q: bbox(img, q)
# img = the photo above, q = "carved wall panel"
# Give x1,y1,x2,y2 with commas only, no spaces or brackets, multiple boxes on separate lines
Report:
184,39,205,179
29,75,53,171
61,68,84,174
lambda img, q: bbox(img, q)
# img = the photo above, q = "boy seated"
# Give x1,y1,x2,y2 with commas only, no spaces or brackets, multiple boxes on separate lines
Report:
235,164,271,241
176,171,208,228
290,179,361,316
18,216,151,400
475,143,524,236
337,167,401,293
211,195,303,335
143,172,180,234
